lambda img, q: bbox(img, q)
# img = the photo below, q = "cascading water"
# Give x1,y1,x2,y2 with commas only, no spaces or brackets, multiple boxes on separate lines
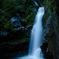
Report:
17,7,45,59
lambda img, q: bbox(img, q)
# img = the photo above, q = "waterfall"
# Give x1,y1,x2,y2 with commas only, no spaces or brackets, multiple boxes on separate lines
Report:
29,7,44,55
17,7,45,59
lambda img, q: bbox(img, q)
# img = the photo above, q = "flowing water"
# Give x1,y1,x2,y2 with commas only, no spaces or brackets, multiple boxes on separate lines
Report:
17,7,45,59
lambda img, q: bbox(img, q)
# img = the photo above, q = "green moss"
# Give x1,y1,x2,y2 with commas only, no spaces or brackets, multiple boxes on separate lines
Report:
0,0,35,31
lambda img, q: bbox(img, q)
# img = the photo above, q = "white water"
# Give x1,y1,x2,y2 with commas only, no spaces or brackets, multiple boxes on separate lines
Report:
17,7,45,59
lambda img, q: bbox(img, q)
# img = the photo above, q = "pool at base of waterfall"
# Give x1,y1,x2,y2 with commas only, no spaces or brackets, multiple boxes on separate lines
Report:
17,55,44,59
16,48,44,59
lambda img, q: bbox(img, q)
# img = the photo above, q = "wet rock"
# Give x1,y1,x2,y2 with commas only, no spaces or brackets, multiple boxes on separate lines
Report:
27,25,32,32
10,17,24,31
0,31,9,37
43,13,59,59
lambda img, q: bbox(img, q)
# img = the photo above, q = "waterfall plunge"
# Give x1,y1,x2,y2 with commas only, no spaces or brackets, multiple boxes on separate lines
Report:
17,7,45,59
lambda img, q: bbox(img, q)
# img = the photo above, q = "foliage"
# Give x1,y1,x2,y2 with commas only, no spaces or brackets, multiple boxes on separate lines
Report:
0,0,35,31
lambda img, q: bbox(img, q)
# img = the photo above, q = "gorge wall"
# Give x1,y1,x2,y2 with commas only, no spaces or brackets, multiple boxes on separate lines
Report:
42,0,59,59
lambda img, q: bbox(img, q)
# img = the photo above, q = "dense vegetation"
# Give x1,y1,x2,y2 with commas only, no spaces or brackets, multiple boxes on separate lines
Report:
0,0,36,31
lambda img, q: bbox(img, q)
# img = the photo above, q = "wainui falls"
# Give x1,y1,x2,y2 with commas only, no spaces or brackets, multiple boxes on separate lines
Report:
17,7,45,59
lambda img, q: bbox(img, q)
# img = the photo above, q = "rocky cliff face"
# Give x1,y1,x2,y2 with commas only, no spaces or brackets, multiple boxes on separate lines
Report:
43,13,59,59
42,0,59,59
